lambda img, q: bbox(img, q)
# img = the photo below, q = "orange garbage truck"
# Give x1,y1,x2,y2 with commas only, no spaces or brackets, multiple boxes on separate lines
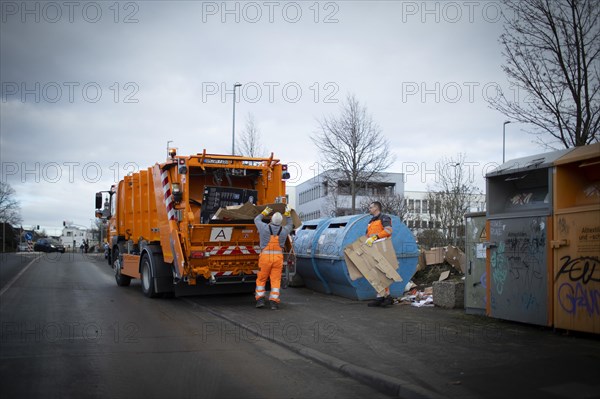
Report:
95,149,296,297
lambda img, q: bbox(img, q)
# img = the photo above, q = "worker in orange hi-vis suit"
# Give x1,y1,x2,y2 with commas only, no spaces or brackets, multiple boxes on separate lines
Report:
254,205,293,310
364,201,394,308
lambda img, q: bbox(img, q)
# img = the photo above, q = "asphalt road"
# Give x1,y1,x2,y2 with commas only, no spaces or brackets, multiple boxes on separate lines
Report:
3,252,599,399
0,252,389,399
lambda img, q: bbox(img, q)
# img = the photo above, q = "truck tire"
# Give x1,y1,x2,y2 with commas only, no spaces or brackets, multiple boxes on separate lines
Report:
113,247,131,287
141,254,158,298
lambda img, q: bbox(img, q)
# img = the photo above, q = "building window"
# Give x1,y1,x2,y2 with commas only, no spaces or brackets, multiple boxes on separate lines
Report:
302,210,321,220
337,181,350,195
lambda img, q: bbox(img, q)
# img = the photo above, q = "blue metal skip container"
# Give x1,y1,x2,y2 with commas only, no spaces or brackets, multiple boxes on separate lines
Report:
294,217,332,294
294,214,419,300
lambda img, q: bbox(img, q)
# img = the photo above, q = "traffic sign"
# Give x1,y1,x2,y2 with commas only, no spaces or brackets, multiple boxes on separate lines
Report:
25,232,33,241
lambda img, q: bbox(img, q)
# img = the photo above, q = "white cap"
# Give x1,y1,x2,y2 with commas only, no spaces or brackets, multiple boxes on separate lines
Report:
271,212,283,226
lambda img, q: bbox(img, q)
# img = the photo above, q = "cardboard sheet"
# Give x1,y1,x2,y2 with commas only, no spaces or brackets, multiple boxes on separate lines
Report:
344,236,402,294
212,202,302,228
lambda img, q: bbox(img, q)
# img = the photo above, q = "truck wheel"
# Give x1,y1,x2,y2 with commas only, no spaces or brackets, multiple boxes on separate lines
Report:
141,254,157,298
113,247,131,287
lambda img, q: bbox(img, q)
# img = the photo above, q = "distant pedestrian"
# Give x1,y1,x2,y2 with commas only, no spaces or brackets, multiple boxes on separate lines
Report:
254,206,293,310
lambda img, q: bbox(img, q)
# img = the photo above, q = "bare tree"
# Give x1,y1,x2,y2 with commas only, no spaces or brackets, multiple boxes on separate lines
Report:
312,94,394,213
321,175,343,217
416,229,446,250
489,0,600,148
0,182,22,225
358,193,408,220
236,113,265,157
426,154,482,249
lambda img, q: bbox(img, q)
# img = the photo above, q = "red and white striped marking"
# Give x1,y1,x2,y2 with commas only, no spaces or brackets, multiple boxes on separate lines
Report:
161,170,176,221
204,245,261,256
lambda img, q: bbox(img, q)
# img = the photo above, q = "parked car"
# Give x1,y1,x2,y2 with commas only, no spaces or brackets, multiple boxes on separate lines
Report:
33,238,65,253
17,243,29,252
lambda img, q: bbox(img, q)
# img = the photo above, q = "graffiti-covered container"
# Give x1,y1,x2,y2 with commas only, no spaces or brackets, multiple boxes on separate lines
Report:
485,148,572,326
552,143,600,334
465,212,487,315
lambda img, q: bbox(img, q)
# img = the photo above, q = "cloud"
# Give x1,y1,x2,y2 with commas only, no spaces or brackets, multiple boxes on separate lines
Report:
1,1,545,230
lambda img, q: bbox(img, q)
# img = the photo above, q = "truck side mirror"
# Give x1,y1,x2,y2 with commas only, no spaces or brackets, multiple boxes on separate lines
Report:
95,192,103,209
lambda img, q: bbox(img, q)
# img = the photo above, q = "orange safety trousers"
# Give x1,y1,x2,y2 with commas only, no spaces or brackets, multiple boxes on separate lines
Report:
255,234,283,303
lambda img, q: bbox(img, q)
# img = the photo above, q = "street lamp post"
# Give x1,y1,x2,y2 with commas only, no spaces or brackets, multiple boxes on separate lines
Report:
502,121,512,164
232,83,242,155
450,162,460,246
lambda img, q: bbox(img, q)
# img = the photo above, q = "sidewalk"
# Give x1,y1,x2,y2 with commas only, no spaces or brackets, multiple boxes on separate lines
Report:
187,287,600,399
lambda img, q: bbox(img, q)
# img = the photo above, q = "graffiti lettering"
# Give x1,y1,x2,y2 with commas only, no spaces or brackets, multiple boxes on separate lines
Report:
521,292,539,310
510,237,544,253
557,256,600,284
558,282,600,316
491,242,507,295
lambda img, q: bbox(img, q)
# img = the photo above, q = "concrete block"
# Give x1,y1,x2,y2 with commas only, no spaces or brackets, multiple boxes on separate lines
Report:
433,280,465,309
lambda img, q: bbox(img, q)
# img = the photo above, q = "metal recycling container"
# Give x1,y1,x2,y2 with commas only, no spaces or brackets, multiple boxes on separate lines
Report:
293,217,332,294
485,148,572,326
464,212,487,315
295,214,419,300
552,142,600,334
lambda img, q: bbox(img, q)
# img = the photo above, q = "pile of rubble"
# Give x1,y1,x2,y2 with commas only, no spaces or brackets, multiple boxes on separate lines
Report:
397,246,466,308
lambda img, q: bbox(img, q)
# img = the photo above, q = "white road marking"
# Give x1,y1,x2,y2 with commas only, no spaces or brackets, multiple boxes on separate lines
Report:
0,256,39,296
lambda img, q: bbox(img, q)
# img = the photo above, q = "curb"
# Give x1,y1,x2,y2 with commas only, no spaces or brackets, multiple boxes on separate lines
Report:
182,299,443,399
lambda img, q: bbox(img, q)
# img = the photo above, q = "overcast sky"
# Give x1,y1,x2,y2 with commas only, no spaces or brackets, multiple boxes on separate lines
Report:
1,1,546,235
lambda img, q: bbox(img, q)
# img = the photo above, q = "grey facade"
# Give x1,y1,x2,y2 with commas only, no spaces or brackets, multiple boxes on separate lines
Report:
295,171,405,220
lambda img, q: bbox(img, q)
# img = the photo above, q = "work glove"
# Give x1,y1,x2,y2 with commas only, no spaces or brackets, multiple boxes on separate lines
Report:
261,206,272,216
365,235,378,247
284,205,291,217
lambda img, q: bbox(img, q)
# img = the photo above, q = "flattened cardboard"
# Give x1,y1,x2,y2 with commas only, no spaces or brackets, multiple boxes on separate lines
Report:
438,270,450,281
345,252,364,280
213,202,259,220
425,247,445,265
343,236,402,293
444,245,466,273
213,202,302,228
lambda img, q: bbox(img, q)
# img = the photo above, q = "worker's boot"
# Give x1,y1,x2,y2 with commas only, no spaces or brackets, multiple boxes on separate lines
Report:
380,296,394,308
256,297,265,308
270,300,279,310
367,297,384,307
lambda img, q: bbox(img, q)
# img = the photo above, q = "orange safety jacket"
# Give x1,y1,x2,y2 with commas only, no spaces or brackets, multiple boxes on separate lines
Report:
366,213,392,239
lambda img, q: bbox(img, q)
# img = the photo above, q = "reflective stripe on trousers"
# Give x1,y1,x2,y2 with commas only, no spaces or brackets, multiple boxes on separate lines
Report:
255,285,266,298
269,287,280,301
